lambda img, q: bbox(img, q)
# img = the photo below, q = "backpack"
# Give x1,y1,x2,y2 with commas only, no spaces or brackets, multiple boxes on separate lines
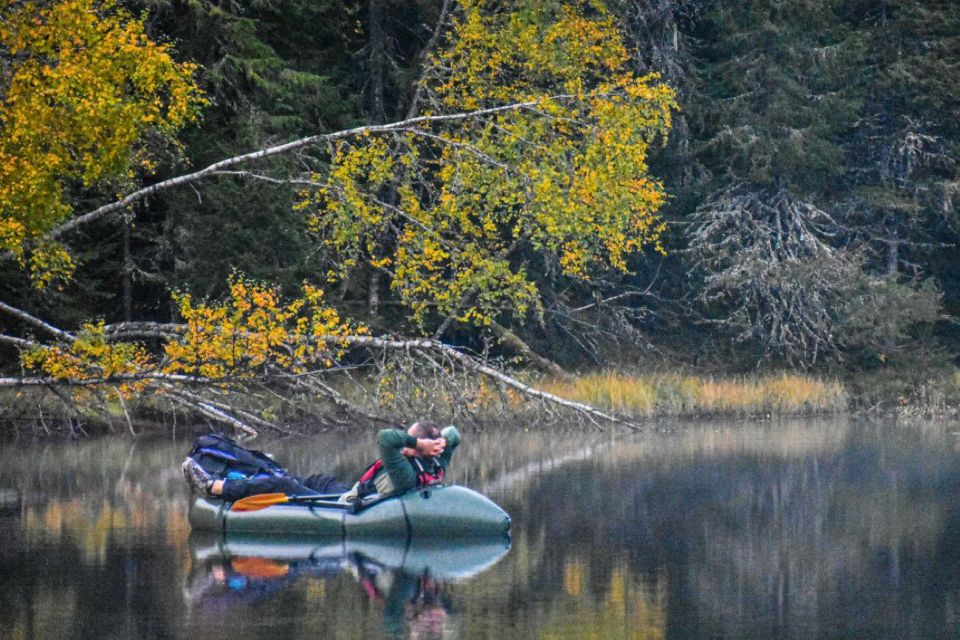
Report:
188,433,288,481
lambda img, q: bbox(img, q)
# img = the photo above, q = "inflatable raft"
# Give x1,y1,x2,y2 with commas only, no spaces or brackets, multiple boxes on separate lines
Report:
189,484,511,537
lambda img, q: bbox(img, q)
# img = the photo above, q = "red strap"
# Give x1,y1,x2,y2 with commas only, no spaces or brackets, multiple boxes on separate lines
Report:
358,459,384,484
412,458,444,486
358,458,443,488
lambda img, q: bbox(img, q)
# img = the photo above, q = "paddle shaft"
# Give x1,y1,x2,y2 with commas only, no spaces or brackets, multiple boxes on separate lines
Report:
231,492,353,512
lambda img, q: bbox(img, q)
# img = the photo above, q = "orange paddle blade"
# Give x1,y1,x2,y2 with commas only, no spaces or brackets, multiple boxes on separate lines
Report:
231,492,291,512
231,557,290,578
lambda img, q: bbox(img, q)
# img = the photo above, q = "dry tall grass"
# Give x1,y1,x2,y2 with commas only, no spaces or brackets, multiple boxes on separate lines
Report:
539,372,848,417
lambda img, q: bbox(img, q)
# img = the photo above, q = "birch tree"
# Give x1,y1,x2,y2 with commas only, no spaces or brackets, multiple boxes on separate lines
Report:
0,0,205,286
0,0,674,434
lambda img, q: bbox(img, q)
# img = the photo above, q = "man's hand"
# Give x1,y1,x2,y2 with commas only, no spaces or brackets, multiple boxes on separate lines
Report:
412,437,446,458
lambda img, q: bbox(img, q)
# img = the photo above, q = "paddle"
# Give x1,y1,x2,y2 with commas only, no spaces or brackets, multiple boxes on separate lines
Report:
231,492,351,512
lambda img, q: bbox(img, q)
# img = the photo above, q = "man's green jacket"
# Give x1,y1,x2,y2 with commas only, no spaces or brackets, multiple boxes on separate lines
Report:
373,425,461,495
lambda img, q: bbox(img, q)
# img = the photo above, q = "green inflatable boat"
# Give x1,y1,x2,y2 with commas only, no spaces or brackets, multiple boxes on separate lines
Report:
188,484,511,537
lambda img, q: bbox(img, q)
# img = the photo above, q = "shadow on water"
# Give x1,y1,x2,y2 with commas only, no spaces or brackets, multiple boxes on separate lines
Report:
3,419,960,638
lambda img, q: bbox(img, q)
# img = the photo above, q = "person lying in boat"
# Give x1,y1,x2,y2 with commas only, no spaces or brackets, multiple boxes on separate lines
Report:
181,421,460,503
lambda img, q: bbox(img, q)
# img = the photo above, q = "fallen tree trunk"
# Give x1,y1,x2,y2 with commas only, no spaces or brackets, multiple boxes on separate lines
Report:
489,320,570,379
0,334,634,431
0,304,639,435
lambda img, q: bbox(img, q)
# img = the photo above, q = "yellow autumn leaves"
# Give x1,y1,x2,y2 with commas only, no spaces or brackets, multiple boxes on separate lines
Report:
304,0,675,329
21,276,365,397
0,0,204,285
163,276,364,379
8,0,677,400
433,0,634,107
20,321,154,396
1,1,359,399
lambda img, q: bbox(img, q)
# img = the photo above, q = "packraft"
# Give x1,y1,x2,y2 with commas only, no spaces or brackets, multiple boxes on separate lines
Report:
188,484,511,537
185,433,511,538
188,433,287,481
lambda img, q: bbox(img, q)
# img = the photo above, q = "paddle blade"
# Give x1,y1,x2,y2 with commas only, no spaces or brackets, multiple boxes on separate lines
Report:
231,493,290,512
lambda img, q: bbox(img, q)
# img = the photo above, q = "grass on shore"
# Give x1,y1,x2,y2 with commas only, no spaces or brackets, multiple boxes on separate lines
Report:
539,372,848,417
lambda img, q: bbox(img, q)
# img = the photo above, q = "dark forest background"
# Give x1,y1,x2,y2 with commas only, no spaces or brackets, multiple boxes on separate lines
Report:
5,0,957,404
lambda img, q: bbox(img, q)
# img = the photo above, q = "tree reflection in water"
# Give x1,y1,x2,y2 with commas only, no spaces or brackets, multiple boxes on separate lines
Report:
494,422,960,639
4,420,960,639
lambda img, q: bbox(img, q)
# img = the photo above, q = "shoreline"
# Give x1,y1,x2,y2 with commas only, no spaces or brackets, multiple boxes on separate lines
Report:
0,368,957,439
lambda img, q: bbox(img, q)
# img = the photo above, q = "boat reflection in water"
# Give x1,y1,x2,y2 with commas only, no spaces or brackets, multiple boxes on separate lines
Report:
185,531,510,635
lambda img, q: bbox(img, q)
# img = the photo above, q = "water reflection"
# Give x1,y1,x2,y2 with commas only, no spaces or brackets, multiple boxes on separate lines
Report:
185,532,510,636
488,422,960,639
3,420,960,639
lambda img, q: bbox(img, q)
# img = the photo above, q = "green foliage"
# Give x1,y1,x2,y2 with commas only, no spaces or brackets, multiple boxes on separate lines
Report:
665,0,958,373
128,1,448,309
71,0,363,317
689,0,860,194
834,276,944,365
138,0,355,143
844,0,960,293
2,0,958,408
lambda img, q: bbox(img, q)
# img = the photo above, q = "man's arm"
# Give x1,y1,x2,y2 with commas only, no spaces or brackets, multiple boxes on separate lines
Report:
436,425,461,471
377,428,419,491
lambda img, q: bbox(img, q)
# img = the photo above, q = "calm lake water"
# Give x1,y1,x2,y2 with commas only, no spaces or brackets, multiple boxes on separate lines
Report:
3,419,960,639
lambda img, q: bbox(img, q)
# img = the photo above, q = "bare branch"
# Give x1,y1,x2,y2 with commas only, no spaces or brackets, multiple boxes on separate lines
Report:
570,291,648,313
0,333,39,349
112,386,136,436
406,0,453,119
164,390,258,438
318,334,633,428
210,171,325,187
3,309,635,428
489,320,569,379
103,321,184,340
44,96,577,242
397,127,511,169
0,300,75,341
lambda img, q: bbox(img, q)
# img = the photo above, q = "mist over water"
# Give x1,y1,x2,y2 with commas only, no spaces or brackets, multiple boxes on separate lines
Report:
2,419,960,639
